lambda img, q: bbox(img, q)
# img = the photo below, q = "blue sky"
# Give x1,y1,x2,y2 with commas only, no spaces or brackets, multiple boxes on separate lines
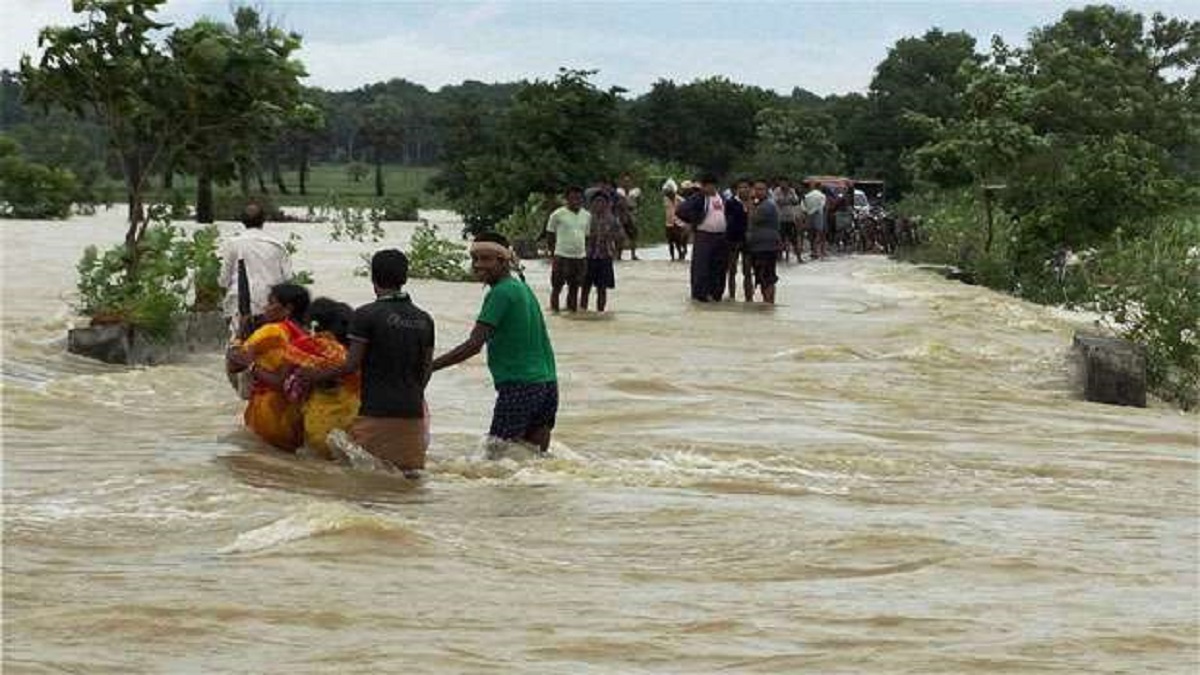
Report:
3,1,1195,96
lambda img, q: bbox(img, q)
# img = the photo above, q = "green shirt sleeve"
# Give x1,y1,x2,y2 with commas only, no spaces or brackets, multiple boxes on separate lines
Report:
477,281,513,328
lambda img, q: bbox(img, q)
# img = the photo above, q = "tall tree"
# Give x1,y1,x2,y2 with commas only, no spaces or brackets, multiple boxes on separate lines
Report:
744,105,844,179
358,96,404,197
169,6,306,222
21,0,183,266
436,69,621,231
855,29,982,196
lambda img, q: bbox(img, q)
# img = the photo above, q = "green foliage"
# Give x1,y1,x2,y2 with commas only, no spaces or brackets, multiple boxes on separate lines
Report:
75,208,222,340
407,222,472,282
169,7,307,222
849,29,983,196
894,187,1019,288
741,106,844,179
21,0,182,238
627,76,775,177
377,194,419,221
899,186,1200,408
496,193,553,245
314,197,386,243
1075,217,1200,409
346,161,370,182
436,68,623,232
0,136,77,218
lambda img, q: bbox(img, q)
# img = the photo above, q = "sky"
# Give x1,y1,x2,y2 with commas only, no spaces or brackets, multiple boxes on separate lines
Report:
2,0,1196,97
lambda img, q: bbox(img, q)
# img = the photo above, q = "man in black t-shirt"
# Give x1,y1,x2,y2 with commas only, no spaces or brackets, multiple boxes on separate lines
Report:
303,249,434,474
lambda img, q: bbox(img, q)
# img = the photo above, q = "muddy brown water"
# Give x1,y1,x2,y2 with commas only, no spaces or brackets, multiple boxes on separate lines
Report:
3,210,1197,673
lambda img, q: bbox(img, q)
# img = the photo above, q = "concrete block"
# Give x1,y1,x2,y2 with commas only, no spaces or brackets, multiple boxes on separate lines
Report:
1072,333,1147,407
67,311,228,366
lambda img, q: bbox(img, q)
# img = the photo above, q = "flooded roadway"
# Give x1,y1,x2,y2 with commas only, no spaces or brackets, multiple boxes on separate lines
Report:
3,210,1197,673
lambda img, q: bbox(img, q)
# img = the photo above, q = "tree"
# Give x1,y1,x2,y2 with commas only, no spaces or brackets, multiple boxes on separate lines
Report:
854,29,982,196
436,69,622,231
0,134,77,218
357,96,404,197
628,77,775,176
21,0,183,262
743,106,844,179
908,5,1197,268
169,7,306,222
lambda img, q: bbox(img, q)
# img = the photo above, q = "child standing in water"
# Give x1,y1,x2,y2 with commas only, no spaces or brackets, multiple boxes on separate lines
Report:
226,283,310,451
283,298,360,459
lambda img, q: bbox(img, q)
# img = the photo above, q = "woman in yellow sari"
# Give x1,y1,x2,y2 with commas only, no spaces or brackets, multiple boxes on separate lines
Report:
226,283,310,451
283,298,360,458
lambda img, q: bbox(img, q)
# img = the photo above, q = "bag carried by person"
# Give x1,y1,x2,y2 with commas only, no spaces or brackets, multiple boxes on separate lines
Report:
674,193,707,226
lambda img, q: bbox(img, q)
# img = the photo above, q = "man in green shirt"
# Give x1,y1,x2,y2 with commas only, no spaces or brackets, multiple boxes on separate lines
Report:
432,232,558,454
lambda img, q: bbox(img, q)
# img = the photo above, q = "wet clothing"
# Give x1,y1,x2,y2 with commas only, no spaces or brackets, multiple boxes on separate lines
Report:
725,197,749,244
489,381,559,440
746,199,782,254
477,276,557,385
283,331,360,459
690,231,730,301
586,257,616,289
218,229,292,317
750,251,779,288
551,256,588,287
802,189,827,231
587,211,623,260
241,319,306,451
546,206,591,259
350,415,428,471
348,293,435,419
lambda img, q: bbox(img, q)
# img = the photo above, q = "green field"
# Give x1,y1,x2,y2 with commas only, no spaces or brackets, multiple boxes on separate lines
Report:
123,163,449,210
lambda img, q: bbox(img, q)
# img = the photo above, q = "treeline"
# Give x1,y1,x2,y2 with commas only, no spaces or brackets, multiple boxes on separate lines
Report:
2,0,998,222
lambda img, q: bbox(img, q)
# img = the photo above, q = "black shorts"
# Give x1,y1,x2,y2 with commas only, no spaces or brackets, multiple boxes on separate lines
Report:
780,219,799,243
750,251,778,287
586,257,616,289
489,381,559,440
551,256,587,287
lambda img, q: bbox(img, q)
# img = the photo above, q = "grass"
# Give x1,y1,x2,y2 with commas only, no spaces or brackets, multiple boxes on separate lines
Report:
100,163,451,210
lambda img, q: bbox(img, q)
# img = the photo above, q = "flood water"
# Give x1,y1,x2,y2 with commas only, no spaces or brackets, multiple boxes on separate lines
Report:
3,210,1197,673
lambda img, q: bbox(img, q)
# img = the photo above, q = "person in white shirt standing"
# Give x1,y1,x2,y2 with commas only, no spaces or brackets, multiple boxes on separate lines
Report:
218,203,293,397
801,183,829,260
545,186,591,313
218,203,293,326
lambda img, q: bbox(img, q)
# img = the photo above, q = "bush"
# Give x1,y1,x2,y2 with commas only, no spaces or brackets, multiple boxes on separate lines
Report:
496,193,555,257
407,222,472,282
376,194,419,221
1078,216,1200,409
76,207,223,340
0,150,78,219
899,187,1199,408
894,187,1020,290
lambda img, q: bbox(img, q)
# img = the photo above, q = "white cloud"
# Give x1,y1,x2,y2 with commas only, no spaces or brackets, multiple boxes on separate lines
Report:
0,0,77,69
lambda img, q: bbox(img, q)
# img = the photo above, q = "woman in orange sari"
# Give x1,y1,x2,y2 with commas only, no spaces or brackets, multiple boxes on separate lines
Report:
226,283,310,451
282,298,360,458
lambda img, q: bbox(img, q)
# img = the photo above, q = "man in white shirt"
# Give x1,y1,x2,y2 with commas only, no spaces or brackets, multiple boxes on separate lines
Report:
544,185,591,312
218,202,293,325
801,184,829,260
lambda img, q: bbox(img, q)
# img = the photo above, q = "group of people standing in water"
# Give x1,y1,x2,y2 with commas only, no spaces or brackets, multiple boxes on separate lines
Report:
219,172,830,470
220,205,556,477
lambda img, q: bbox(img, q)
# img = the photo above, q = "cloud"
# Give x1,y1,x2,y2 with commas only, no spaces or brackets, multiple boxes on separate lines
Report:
0,1,78,68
